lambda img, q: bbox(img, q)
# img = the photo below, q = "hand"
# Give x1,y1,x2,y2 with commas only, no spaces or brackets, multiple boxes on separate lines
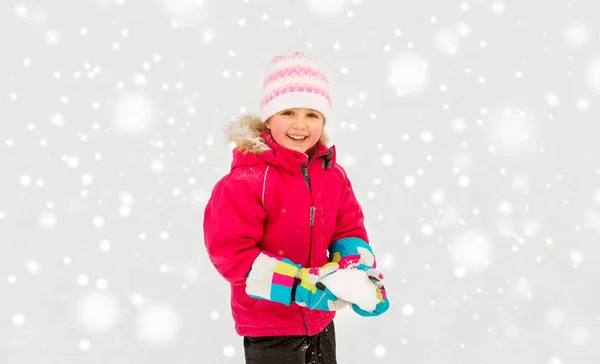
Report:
245,252,348,311
350,264,389,317
329,238,389,315
329,237,376,269
293,263,349,311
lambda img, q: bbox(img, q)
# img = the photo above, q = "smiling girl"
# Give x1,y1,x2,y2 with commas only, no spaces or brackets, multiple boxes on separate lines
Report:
203,51,389,364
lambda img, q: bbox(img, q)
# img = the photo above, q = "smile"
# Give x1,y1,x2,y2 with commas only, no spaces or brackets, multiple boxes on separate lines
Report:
287,134,307,141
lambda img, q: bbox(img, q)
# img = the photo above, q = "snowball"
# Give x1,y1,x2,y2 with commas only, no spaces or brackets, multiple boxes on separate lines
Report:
320,269,380,312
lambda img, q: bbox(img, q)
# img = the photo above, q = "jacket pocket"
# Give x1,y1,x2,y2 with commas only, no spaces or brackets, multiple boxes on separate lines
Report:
233,283,258,309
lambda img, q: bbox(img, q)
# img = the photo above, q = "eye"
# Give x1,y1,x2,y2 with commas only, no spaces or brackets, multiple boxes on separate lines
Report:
281,110,293,115
308,113,320,118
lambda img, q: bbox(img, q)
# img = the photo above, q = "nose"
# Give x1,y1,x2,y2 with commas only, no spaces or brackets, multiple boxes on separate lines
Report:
291,114,308,128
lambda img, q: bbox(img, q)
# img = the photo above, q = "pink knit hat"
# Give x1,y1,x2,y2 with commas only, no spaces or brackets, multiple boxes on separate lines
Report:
260,51,332,122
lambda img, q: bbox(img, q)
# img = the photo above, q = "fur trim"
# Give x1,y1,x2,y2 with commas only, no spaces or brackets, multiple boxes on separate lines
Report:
225,114,270,155
224,114,330,155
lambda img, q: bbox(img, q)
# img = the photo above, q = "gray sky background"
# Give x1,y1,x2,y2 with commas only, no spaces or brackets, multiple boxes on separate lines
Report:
2,0,600,363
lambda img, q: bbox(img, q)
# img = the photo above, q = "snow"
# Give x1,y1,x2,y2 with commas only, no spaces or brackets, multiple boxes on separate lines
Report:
78,339,91,351
451,230,493,274
77,293,120,333
585,56,600,94
434,29,460,55
222,344,235,357
320,269,380,312
39,212,57,228
485,107,540,158
2,0,600,362
386,53,430,97
12,314,25,327
490,1,506,15
564,22,590,49
136,304,181,344
307,0,348,17
111,91,156,135
381,153,393,166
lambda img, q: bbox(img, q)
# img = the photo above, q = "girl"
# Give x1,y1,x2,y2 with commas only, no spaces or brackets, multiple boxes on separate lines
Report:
203,51,389,364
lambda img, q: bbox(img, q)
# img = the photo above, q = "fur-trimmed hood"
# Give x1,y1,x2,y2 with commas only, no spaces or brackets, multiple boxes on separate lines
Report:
224,114,330,155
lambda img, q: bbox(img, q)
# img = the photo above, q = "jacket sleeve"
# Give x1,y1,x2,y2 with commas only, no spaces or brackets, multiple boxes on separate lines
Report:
330,165,369,246
203,170,265,284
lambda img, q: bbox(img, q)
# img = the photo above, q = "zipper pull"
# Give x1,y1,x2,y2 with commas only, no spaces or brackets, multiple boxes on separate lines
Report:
302,166,309,180
310,206,316,226
301,165,311,190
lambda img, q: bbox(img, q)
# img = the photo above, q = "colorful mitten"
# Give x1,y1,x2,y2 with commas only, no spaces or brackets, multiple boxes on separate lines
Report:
350,264,389,317
293,264,349,311
329,237,376,269
330,238,389,316
245,252,348,311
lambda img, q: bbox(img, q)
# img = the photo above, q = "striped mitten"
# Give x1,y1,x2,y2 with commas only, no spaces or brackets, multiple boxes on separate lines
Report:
350,264,389,317
329,237,376,269
245,252,348,311
330,238,390,316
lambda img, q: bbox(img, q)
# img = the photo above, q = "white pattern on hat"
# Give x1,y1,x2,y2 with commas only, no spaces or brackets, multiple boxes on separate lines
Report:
260,51,332,122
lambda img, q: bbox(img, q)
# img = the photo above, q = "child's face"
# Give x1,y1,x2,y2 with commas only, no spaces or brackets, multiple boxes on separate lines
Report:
265,108,325,153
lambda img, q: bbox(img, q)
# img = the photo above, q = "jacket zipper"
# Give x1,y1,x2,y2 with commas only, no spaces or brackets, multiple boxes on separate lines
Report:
298,150,331,333
302,149,333,263
299,163,311,334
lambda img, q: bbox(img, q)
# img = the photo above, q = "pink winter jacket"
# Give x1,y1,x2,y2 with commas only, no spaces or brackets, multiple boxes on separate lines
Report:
203,114,369,337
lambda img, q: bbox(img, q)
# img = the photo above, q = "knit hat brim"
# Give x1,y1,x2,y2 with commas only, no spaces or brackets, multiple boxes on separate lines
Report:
260,92,331,123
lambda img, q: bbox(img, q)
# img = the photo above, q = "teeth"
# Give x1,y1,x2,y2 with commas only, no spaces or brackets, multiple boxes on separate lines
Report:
288,135,306,140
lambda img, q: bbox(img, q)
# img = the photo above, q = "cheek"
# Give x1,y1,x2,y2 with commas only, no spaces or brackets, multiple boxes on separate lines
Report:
309,123,324,136
270,123,286,136
272,128,286,141
271,120,290,135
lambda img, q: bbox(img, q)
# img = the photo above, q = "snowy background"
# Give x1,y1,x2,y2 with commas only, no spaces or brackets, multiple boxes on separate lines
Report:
2,0,600,363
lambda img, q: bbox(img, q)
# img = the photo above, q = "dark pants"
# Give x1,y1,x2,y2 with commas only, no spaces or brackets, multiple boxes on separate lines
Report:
243,321,337,364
